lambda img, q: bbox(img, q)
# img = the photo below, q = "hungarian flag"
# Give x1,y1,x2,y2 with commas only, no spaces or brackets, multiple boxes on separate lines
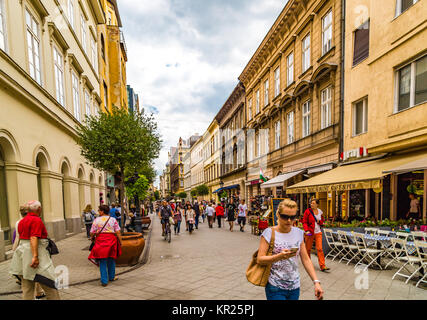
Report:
260,168,267,182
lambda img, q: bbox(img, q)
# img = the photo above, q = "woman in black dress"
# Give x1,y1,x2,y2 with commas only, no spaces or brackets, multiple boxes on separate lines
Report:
226,198,237,232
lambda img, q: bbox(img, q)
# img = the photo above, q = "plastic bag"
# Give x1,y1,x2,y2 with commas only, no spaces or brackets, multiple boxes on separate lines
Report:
169,216,175,225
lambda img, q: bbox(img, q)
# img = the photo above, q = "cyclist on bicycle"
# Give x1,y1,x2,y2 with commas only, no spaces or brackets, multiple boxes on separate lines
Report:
160,200,172,237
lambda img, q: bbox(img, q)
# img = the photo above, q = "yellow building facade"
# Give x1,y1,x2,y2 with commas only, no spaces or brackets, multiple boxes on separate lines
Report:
343,0,427,221
98,0,128,113
239,0,343,214
0,0,106,261
203,120,220,201
216,82,247,201
287,0,427,222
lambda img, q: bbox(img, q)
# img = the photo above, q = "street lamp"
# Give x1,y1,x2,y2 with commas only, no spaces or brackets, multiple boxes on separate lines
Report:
220,180,224,188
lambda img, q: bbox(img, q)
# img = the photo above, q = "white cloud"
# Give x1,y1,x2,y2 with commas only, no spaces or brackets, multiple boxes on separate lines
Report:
119,0,286,187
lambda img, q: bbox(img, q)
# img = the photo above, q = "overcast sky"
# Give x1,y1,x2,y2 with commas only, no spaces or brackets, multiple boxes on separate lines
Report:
119,0,287,187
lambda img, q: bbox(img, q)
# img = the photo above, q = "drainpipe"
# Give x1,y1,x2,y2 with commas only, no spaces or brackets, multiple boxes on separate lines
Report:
339,0,346,163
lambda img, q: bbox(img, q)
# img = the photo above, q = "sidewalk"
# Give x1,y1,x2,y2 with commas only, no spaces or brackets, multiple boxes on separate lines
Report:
0,215,153,295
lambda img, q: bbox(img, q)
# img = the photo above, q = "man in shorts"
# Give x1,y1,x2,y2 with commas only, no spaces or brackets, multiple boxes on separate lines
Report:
237,199,248,232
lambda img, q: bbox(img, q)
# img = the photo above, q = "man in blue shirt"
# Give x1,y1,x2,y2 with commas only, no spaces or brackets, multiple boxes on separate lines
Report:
109,203,117,218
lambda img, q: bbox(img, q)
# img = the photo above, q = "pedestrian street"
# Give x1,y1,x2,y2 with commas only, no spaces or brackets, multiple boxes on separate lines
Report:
2,214,425,300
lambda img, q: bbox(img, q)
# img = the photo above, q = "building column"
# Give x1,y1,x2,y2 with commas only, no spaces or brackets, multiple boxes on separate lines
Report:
39,171,66,241
90,183,97,209
365,189,370,218
299,193,303,215
63,177,81,234
1,163,39,262
3,163,38,235
390,174,398,221
240,180,245,202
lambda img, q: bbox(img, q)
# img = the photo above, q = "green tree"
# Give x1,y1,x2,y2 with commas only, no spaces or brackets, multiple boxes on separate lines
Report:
219,190,227,200
125,174,149,206
196,184,209,197
177,191,187,199
190,189,198,198
76,106,161,232
154,190,160,200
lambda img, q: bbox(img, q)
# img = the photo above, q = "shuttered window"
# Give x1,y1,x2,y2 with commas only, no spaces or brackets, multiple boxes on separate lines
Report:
353,20,369,66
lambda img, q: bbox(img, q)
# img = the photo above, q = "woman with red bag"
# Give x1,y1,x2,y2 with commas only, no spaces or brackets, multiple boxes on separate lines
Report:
302,198,330,272
89,205,123,286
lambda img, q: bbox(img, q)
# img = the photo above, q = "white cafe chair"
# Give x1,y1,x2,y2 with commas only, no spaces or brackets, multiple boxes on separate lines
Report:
411,231,426,242
323,229,344,261
414,241,427,288
337,230,359,265
391,238,423,284
353,232,384,272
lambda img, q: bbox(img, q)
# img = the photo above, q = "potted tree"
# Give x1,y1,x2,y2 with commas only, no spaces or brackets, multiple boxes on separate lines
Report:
177,191,187,201
76,106,161,266
190,189,198,201
196,184,210,201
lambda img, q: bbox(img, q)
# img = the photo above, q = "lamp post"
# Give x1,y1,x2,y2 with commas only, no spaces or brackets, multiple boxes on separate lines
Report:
219,181,224,202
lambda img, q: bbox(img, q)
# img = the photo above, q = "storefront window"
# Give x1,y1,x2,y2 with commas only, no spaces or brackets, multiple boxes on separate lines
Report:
349,190,365,221
397,171,424,220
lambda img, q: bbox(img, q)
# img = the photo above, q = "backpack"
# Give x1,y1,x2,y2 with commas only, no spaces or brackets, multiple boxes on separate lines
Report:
84,212,93,222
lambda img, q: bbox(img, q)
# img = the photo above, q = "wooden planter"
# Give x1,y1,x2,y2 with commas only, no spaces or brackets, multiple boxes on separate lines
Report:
116,232,145,267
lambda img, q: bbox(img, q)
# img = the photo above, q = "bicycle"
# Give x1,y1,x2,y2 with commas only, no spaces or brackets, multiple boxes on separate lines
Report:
164,219,171,243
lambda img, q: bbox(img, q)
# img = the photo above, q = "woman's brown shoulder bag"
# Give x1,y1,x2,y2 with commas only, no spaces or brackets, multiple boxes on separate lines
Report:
246,228,276,287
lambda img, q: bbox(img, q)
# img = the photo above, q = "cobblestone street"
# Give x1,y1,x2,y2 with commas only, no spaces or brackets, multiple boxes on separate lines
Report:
2,216,426,300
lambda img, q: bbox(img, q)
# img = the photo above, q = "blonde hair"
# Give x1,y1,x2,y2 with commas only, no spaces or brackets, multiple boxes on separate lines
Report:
277,199,298,213
20,205,28,217
84,204,92,213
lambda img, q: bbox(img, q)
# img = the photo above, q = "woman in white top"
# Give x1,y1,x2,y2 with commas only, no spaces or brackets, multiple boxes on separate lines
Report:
185,204,195,234
257,199,324,300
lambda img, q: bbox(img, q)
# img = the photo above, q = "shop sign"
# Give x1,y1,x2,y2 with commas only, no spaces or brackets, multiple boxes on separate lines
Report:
340,147,368,161
107,174,115,188
251,179,261,185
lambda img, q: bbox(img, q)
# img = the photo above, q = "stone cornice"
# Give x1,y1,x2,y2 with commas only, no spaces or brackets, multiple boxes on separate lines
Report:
79,181,92,187
48,22,70,52
215,82,246,125
4,162,39,175
63,177,80,184
39,170,63,180
239,0,300,85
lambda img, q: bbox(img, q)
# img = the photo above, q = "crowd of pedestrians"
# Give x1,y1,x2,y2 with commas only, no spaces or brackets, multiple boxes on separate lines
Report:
155,197,250,238
7,195,328,301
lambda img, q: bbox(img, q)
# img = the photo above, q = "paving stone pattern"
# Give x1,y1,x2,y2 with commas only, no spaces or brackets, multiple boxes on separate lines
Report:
1,215,426,300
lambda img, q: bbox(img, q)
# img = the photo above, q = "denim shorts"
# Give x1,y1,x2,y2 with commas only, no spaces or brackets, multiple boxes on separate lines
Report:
265,282,300,300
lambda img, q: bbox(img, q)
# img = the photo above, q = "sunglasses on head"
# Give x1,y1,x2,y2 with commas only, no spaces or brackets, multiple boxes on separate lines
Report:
279,213,299,221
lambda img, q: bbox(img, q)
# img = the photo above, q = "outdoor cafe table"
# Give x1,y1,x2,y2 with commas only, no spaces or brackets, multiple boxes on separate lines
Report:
330,231,421,265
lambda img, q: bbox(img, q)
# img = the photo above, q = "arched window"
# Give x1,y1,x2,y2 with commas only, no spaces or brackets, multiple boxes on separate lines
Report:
101,34,105,61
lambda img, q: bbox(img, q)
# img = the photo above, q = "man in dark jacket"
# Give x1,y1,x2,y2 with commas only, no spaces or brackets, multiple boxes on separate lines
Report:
193,201,200,229
160,201,172,236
